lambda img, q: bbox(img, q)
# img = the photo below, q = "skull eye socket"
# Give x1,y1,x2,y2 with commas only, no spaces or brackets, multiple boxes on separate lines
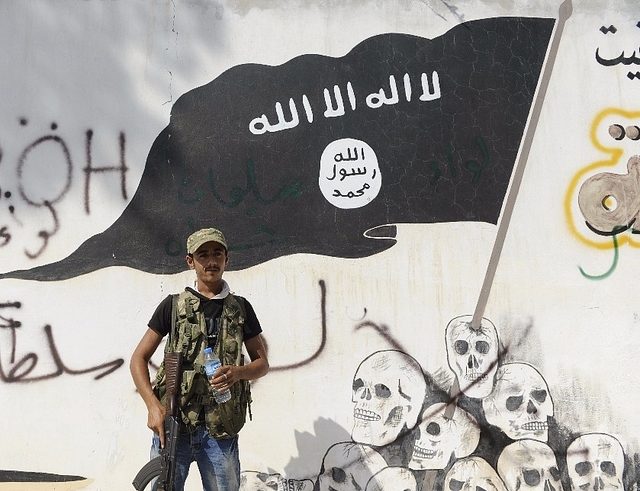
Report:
531,389,547,403
331,467,347,484
374,384,392,398
523,469,541,487
549,467,561,481
454,340,469,355
352,378,364,392
475,340,490,354
575,461,593,477
506,395,524,411
449,479,464,491
426,422,441,436
600,461,617,477
256,472,276,488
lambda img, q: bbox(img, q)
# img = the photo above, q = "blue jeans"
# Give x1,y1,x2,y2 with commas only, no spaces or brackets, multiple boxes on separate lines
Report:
151,428,240,491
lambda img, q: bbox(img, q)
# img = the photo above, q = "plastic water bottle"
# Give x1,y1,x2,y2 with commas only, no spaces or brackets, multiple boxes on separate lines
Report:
203,347,231,403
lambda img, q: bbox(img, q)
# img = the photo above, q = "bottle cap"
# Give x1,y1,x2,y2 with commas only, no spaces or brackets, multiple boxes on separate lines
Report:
204,347,212,354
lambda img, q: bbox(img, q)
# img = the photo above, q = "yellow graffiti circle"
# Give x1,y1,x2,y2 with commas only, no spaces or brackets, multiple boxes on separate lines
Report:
565,107,640,250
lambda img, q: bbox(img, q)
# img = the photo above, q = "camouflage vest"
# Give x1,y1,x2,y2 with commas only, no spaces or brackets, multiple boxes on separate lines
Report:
153,288,252,438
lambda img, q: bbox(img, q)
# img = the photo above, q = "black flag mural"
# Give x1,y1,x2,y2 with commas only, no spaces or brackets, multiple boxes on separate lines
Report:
4,17,554,280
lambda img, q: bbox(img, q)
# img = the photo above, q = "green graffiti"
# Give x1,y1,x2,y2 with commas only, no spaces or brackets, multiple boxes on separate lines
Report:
207,159,303,208
579,234,619,280
178,177,204,204
164,236,182,256
465,136,489,184
427,135,490,189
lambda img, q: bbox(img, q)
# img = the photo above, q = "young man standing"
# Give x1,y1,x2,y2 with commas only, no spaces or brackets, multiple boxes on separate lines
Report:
130,227,269,491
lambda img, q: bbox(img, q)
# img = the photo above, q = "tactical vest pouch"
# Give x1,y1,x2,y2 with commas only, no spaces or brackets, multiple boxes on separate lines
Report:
232,378,252,433
204,354,252,439
153,365,166,403
178,369,201,406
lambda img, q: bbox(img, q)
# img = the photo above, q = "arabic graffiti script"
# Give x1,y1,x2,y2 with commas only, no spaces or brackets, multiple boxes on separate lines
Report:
0,300,124,383
595,22,640,80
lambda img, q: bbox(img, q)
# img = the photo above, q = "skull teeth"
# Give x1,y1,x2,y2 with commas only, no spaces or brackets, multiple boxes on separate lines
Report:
412,445,438,459
521,421,549,431
464,371,487,381
282,479,300,491
354,408,381,421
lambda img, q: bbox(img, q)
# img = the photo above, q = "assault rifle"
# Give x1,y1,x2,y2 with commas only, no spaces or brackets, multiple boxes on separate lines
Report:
133,352,183,491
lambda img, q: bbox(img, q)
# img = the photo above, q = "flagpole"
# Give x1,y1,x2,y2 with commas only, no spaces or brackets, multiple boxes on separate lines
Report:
471,0,573,330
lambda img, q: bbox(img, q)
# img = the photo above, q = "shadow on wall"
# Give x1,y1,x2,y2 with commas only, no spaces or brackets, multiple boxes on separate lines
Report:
0,471,91,490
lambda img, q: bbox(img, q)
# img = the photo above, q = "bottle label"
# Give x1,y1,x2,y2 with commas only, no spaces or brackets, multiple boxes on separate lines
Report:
204,360,221,378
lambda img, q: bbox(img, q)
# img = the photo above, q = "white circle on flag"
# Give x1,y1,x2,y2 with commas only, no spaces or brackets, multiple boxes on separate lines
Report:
318,138,382,209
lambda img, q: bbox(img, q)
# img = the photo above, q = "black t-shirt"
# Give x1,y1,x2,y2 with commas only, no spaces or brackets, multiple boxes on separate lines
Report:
148,287,263,347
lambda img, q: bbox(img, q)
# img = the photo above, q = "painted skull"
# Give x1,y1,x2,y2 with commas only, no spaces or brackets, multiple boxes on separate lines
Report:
444,456,508,491
351,350,427,447
482,363,553,442
241,471,314,491
409,402,480,470
445,315,500,398
497,439,561,491
365,467,417,491
566,433,625,491
315,442,387,491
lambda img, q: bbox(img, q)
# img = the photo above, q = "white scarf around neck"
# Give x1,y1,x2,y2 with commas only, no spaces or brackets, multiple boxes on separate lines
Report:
195,279,230,299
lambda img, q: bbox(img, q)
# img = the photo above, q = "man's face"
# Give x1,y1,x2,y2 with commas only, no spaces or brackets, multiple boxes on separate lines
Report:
186,241,228,284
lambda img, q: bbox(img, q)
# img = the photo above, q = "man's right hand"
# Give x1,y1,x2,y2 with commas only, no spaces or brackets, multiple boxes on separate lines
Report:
147,399,167,448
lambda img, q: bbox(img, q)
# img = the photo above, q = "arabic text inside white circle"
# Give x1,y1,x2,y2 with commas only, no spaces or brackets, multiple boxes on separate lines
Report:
318,138,381,210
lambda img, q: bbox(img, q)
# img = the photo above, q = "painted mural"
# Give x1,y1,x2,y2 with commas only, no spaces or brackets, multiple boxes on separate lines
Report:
1,1,639,490
2,17,553,280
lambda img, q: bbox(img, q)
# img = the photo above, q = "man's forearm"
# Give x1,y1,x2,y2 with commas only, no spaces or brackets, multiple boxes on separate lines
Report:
240,334,269,381
130,356,159,408
238,358,269,381
130,327,165,408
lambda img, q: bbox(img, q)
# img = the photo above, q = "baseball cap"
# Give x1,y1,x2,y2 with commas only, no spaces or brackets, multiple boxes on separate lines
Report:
186,228,228,254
